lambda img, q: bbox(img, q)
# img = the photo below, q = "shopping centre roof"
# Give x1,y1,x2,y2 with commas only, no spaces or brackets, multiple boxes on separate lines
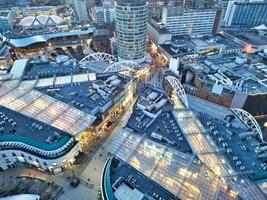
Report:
109,129,238,200
0,106,71,151
0,82,96,137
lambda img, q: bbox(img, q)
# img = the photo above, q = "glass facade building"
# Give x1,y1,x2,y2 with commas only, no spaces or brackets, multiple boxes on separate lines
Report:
225,2,267,28
115,0,148,64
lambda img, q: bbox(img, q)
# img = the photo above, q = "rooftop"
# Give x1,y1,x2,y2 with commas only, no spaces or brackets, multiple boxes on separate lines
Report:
0,81,96,137
107,157,178,200
149,17,170,34
0,106,71,151
108,129,238,200
126,86,192,153
189,53,267,94
227,31,267,46
188,95,267,181
36,73,132,116
23,60,87,81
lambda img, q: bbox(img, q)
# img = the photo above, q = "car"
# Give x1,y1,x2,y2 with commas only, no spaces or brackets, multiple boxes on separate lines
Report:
236,161,242,166
232,156,238,161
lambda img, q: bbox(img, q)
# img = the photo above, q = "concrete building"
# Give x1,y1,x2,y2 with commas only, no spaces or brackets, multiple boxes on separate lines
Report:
103,83,267,200
224,1,267,28
162,6,219,36
91,4,115,24
74,0,89,21
115,0,148,64
0,54,138,174
147,18,172,45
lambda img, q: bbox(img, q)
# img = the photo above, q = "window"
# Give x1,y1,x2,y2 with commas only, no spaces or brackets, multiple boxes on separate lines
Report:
12,152,16,157
1,154,7,158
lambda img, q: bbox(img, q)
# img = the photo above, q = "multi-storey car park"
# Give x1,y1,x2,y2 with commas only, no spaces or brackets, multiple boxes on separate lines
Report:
101,75,267,200
0,53,138,174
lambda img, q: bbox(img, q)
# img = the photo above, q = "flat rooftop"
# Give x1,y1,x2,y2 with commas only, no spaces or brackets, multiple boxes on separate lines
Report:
227,31,267,46
0,82,96,137
149,17,170,34
160,43,194,58
23,60,87,81
109,157,178,200
194,53,267,94
36,74,132,116
189,96,267,181
0,106,71,151
126,86,192,153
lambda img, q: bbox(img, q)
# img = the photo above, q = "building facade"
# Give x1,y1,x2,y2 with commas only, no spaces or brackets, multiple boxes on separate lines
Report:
91,5,115,24
115,0,148,64
148,18,172,45
74,0,89,21
224,1,267,28
162,6,218,36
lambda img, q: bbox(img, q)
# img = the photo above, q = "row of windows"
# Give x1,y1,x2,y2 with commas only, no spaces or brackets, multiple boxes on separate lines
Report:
2,153,48,166
231,4,267,27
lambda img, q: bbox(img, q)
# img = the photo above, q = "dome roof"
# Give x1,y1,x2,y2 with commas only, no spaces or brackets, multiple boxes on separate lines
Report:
18,15,64,27
36,15,49,25
50,15,64,24
19,16,35,27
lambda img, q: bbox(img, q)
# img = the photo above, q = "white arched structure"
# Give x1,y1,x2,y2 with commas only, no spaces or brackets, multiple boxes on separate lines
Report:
104,60,141,73
231,108,263,141
165,76,189,108
79,53,117,65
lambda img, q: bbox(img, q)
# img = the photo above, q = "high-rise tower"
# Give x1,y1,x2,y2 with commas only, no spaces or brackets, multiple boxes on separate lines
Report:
115,0,148,64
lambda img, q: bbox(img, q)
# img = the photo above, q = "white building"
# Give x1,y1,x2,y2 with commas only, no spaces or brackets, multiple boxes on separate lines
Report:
162,6,218,37
91,5,115,24
74,0,89,21
148,18,172,45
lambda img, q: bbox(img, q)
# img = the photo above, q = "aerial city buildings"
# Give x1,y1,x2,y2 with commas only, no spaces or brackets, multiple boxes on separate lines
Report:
115,0,148,64
1,0,267,199
74,0,89,21
224,1,267,28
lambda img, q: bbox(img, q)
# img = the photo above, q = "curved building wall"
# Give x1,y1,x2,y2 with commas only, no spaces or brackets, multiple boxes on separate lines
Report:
115,0,148,64
0,142,81,174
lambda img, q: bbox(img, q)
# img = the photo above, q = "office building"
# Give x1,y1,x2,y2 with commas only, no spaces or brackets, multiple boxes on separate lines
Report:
74,0,89,21
91,4,115,24
115,0,148,64
148,18,172,45
162,6,219,36
224,1,267,28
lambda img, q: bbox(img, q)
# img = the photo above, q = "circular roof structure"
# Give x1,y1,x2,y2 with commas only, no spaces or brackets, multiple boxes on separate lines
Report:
18,15,64,28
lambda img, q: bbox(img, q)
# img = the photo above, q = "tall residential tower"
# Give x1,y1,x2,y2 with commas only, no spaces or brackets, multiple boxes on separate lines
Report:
115,0,148,64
